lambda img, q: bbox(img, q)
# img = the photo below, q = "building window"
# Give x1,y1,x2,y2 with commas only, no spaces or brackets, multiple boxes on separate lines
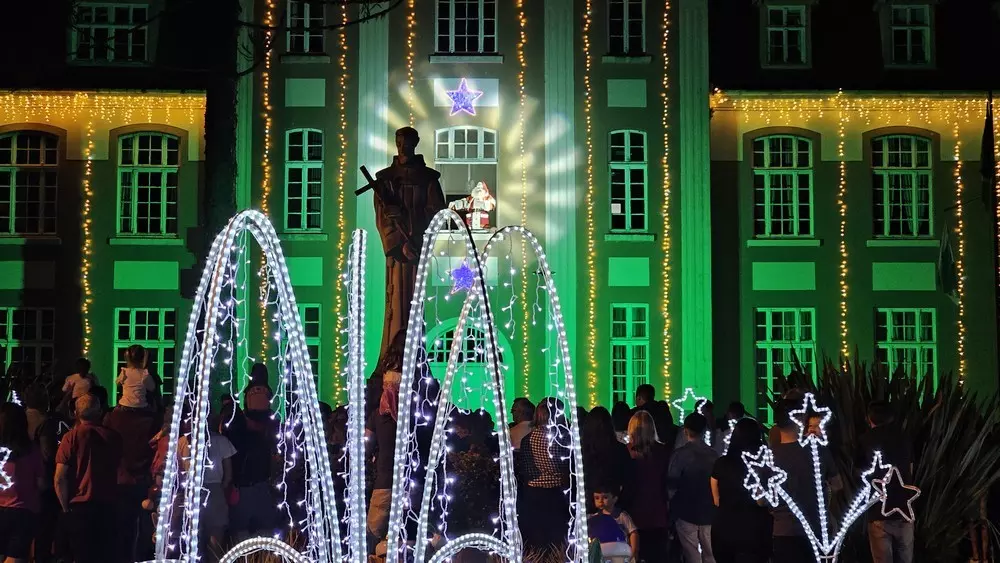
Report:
0,308,55,377
297,304,321,381
0,132,58,236
114,308,176,398
609,130,647,233
118,133,179,236
872,135,932,237
71,3,149,63
435,126,498,230
285,129,323,231
608,0,645,56
436,0,497,54
610,304,648,406
752,135,813,238
427,325,504,414
287,0,325,54
876,308,936,382
887,5,931,66
763,6,807,66
754,308,816,423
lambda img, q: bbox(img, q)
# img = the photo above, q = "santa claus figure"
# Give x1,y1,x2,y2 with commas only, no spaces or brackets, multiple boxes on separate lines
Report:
448,181,497,230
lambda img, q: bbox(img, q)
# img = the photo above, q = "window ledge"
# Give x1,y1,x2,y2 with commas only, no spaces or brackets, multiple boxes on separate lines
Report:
601,55,653,64
108,237,185,246
604,233,656,242
280,232,329,242
279,54,332,64
866,238,938,248
428,54,504,64
0,236,61,246
746,238,821,248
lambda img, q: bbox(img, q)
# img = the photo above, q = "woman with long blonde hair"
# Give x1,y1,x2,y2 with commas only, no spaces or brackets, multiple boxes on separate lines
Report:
622,409,671,562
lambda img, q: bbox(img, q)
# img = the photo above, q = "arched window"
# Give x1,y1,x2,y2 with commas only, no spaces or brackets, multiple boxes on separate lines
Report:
434,126,498,231
751,135,813,237
117,132,180,236
0,131,59,236
608,129,647,232
871,134,932,237
284,129,324,231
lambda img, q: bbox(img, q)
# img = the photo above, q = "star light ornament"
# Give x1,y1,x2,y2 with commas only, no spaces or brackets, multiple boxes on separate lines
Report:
446,78,484,116
450,261,476,294
741,445,787,507
872,466,921,522
0,447,12,490
671,387,707,420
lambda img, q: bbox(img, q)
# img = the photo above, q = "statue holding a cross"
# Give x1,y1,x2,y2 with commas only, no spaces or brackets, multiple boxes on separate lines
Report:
358,127,447,362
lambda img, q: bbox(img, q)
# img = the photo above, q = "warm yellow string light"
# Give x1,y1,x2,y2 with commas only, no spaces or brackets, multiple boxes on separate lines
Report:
258,0,275,356
836,91,849,358
0,92,203,357
953,123,967,381
81,121,95,355
405,0,416,125
659,0,673,400
515,0,530,397
582,0,598,407
331,2,350,401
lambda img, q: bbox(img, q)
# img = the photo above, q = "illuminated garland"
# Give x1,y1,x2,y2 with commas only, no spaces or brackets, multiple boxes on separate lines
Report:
660,0,673,399
836,91,849,358
582,0,598,406
82,122,95,355
516,0,530,397
258,0,276,357
405,0,416,124
953,124,967,380
332,2,350,399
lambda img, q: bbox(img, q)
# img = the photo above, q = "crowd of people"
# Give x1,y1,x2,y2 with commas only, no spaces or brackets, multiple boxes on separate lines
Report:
0,345,916,563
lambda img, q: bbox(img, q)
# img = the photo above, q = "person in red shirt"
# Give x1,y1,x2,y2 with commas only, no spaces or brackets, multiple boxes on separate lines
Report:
0,402,47,563
54,393,122,563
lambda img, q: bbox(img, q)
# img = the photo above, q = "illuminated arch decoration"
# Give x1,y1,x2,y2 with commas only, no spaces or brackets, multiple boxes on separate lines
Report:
387,211,589,563
217,538,310,563
153,210,342,563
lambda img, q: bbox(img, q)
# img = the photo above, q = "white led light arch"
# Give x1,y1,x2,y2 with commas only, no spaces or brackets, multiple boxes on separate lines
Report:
153,210,341,563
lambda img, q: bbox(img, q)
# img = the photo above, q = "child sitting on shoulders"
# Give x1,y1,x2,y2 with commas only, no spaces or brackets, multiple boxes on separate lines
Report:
117,344,155,409
589,484,639,561
60,358,96,415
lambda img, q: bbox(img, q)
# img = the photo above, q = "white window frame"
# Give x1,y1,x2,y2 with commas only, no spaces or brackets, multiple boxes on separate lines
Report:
753,307,817,424
0,308,55,377
886,5,932,66
762,5,808,67
117,132,180,236
435,126,498,232
435,0,498,54
70,3,149,63
284,129,324,232
297,303,321,381
876,308,937,383
608,130,648,233
114,308,176,399
752,135,814,238
0,131,59,236
608,0,645,56
871,135,933,238
286,0,325,54
610,304,649,406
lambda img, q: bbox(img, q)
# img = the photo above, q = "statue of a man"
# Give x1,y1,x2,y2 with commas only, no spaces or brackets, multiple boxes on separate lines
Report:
373,127,446,360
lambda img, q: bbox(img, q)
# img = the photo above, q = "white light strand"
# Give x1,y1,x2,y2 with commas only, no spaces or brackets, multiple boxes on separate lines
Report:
217,537,310,563
343,229,369,559
872,465,921,523
0,447,12,490
671,387,706,420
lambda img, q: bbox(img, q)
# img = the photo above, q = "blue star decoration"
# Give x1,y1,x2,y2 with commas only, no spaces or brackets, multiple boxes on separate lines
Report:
446,78,484,116
873,466,921,522
450,261,476,293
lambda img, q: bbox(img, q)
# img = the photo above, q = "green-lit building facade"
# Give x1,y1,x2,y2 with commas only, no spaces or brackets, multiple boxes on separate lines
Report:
0,0,997,416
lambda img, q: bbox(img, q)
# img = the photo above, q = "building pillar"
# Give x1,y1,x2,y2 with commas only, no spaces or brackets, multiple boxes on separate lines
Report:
355,4,390,370
677,0,713,396
543,0,579,391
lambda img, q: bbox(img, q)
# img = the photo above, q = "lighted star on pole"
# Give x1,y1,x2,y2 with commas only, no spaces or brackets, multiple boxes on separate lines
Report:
742,445,787,507
872,466,921,522
446,78,484,116
0,447,12,490
671,387,707,420
859,450,893,496
789,392,833,447
450,261,476,294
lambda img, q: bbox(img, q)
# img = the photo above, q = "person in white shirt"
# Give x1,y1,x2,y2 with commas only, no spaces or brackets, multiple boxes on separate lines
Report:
116,346,155,409
60,358,96,415
508,397,534,451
